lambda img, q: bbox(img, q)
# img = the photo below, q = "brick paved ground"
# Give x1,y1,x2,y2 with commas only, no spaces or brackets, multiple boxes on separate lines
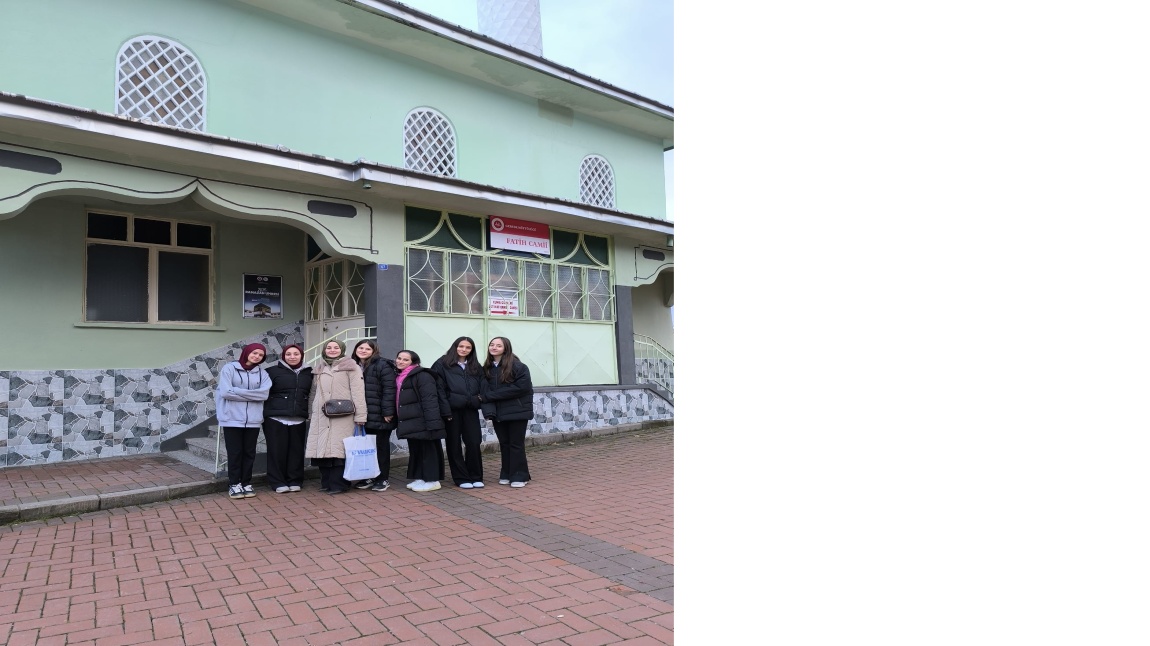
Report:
0,426,673,644
0,454,212,507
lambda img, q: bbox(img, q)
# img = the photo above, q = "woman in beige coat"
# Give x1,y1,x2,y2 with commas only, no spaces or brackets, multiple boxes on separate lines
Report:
305,340,368,494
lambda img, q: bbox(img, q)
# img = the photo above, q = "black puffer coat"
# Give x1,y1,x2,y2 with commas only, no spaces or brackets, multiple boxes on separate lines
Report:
480,359,535,422
395,366,450,441
429,356,483,411
359,357,398,434
263,361,313,418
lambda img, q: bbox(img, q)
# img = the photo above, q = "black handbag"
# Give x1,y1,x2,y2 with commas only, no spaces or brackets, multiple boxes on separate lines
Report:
323,399,354,417
319,378,354,417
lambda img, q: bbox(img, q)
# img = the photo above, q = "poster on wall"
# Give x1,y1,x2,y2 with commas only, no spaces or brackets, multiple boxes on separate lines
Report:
242,274,283,319
488,215,551,254
488,288,520,316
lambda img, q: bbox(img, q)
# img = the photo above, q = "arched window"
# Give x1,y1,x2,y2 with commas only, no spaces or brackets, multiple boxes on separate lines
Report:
115,36,206,131
579,154,615,208
403,108,457,177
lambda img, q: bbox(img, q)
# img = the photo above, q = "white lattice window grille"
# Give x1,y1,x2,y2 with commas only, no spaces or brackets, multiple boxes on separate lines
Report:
579,155,615,208
404,109,457,177
116,37,206,131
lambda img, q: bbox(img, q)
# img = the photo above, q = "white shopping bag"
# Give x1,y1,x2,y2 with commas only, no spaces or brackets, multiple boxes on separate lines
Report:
343,425,381,481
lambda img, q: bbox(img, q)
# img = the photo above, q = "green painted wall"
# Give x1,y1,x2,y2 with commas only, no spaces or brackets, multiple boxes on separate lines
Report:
0,0,667,218
0,196,305,370
632,276,675,352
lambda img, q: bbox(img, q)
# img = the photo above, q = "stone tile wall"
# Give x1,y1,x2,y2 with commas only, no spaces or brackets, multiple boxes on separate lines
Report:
1,322,305,467
0,324,674,468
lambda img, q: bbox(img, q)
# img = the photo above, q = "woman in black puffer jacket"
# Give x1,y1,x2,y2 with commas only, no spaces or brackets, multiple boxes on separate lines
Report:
352,340,397,492
430,336,485,489
394,349,450,492
263,344,313,493
480,336,535,488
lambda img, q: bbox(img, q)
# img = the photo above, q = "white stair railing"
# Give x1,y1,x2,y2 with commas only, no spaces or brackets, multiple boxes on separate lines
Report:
304,327,378,364
634,334,674,398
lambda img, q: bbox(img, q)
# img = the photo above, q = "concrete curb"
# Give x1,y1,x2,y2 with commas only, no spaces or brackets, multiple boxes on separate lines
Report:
0,419,673,525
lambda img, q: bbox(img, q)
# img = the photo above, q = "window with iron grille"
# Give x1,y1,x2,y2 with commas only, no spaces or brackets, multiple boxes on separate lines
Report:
579,154,615,208
404,108,457,177
406,248,448,313
404,207,614,321
116,37,206,131
85,212,213,323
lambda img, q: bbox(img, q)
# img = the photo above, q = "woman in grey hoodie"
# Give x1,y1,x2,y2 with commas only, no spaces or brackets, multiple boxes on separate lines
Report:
215,342,272,500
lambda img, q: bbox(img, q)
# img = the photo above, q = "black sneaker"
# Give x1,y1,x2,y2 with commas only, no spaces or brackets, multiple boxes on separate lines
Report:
354,479,373,490
370,480,390,492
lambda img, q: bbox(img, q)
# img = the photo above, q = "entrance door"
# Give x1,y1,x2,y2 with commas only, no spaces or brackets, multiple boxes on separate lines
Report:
304,258,367,360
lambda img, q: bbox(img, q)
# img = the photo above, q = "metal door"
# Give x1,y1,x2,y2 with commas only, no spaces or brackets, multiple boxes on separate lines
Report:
304,259,366,358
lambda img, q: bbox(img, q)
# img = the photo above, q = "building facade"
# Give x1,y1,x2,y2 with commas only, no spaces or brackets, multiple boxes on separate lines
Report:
0,0,674,467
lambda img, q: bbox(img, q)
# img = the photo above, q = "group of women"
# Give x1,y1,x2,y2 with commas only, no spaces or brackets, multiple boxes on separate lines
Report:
213,336,535,499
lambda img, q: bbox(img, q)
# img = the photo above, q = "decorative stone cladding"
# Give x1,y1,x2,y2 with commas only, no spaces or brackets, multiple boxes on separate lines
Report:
636,357,675,397
0,322,305,467
0,323,673,468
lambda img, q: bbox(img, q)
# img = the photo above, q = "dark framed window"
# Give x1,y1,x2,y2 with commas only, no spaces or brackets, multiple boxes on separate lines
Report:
85,212,214,323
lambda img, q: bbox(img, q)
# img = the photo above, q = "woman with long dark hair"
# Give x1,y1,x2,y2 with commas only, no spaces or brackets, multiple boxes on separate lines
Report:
430,336,485,488
351,339,397,492
394,349,450,492
480,336,534,488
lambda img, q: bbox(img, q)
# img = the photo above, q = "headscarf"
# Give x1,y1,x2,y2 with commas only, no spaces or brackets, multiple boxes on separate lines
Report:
280,344,304,370
239,343,266,371
322,340,346,366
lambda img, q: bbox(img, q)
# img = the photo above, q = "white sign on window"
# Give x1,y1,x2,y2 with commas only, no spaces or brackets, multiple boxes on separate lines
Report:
488,289,519,316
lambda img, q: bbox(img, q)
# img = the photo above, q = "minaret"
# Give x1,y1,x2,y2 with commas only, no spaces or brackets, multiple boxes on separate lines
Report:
477,0,543,56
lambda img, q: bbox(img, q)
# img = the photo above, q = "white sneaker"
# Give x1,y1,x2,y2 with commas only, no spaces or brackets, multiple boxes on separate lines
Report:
228,484,245,499
289,485,301,492
406,479,424,490
471,482,484,488
413,480,441,492
243,485,256,498
459,482,473,489
510,481,526,488
498,479,510,485
275,486,289,494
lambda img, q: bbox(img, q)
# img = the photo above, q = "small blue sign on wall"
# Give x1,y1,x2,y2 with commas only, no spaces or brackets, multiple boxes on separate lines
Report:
378,264,388,270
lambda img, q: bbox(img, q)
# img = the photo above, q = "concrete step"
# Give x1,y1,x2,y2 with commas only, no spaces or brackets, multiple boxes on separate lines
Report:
181,428,268,478
186,429,267,461
164,448,223,478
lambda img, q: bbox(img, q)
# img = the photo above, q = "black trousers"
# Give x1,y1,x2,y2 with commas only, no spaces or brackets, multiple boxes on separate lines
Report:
493,419,530,483
368,430,392,482
222,426,260,486
312,458,349,492
406,438,445,482
445,410,483,485
264,418,308,488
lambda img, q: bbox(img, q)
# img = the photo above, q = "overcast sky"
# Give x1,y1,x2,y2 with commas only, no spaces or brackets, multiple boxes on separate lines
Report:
397,0,675,219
